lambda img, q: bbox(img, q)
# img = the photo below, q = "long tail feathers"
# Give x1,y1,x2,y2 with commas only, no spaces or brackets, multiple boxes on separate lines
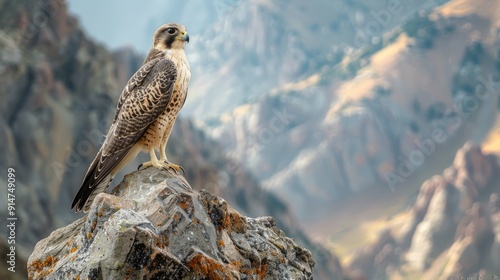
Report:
71,151,112,212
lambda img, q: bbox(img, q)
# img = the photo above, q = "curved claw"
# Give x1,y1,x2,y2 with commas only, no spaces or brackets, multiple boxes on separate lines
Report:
137,163,144,170
163,161,185,176
178,165,185,176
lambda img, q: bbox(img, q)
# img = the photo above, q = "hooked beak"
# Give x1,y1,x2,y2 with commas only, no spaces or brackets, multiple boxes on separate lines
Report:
178,31,189,43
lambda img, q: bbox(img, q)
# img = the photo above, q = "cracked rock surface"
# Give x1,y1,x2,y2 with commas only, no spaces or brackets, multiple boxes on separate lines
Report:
27,167,315,279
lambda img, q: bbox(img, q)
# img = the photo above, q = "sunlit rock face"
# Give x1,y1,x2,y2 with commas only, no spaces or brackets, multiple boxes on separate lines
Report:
28,167,317,280
344,144,500,279
185,0,500,223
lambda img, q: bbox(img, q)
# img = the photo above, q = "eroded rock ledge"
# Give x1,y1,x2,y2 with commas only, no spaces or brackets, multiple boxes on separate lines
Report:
28,167,315,279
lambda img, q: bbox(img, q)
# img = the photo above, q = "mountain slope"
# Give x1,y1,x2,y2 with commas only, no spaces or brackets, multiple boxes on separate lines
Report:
184,0,446,120
343,143,500,279
189,0,500,224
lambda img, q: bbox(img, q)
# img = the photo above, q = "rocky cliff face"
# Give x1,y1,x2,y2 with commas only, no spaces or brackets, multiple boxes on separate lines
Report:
0,0,123,247
185,0,446,119
344,143,500,279
191,0,500,222
28,167,318,280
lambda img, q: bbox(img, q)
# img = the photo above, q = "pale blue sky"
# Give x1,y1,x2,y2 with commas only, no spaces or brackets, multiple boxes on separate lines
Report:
67,0,225,54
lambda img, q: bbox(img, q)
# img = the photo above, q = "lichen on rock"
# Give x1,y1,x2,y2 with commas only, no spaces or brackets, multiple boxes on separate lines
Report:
27,167,315,279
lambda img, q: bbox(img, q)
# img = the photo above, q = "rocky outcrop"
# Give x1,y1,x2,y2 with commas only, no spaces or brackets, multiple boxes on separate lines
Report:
344,143,500,279
28,167,316,279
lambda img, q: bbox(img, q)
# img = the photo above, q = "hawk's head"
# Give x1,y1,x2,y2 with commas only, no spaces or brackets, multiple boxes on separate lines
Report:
153,23,189,51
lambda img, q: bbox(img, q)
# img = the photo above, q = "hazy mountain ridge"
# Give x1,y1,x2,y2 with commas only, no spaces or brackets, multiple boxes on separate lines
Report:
184,0,446,120
187,0,500,222
343,144,500,279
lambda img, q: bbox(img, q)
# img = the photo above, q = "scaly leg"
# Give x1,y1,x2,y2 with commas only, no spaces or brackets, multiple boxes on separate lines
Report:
138,148,164,169
159,142,168,162
159,141,184,175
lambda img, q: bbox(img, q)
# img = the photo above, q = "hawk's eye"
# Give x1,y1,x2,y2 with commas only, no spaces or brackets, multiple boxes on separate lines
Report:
166,28,176,35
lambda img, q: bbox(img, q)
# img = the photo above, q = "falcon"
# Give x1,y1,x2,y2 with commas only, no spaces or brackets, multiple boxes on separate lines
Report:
72,23,191,212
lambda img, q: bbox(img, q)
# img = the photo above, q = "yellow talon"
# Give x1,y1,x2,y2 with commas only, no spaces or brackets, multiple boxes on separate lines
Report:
139,160,164,170
139,160,184,175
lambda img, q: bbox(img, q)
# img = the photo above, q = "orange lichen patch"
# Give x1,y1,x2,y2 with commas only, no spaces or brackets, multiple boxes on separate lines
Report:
112,205,121,211
98,211,103,217
221,212,230,230
30,256,57,270
240,262,267,280
258,262,267,279
155,234,168,248
217,239,225,247
161,235,171,247
229,261,242,270
178,200,189,210
187,254,233,280
92,221,97,230
70,247,77,253
157,223,163,226
74,275,80,280
228,212,247,233
28,256,58,278
87,232,92,239
173,214,180,222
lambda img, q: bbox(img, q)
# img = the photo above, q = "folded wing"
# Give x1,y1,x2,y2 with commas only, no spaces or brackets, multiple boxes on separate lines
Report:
71,58,177,212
